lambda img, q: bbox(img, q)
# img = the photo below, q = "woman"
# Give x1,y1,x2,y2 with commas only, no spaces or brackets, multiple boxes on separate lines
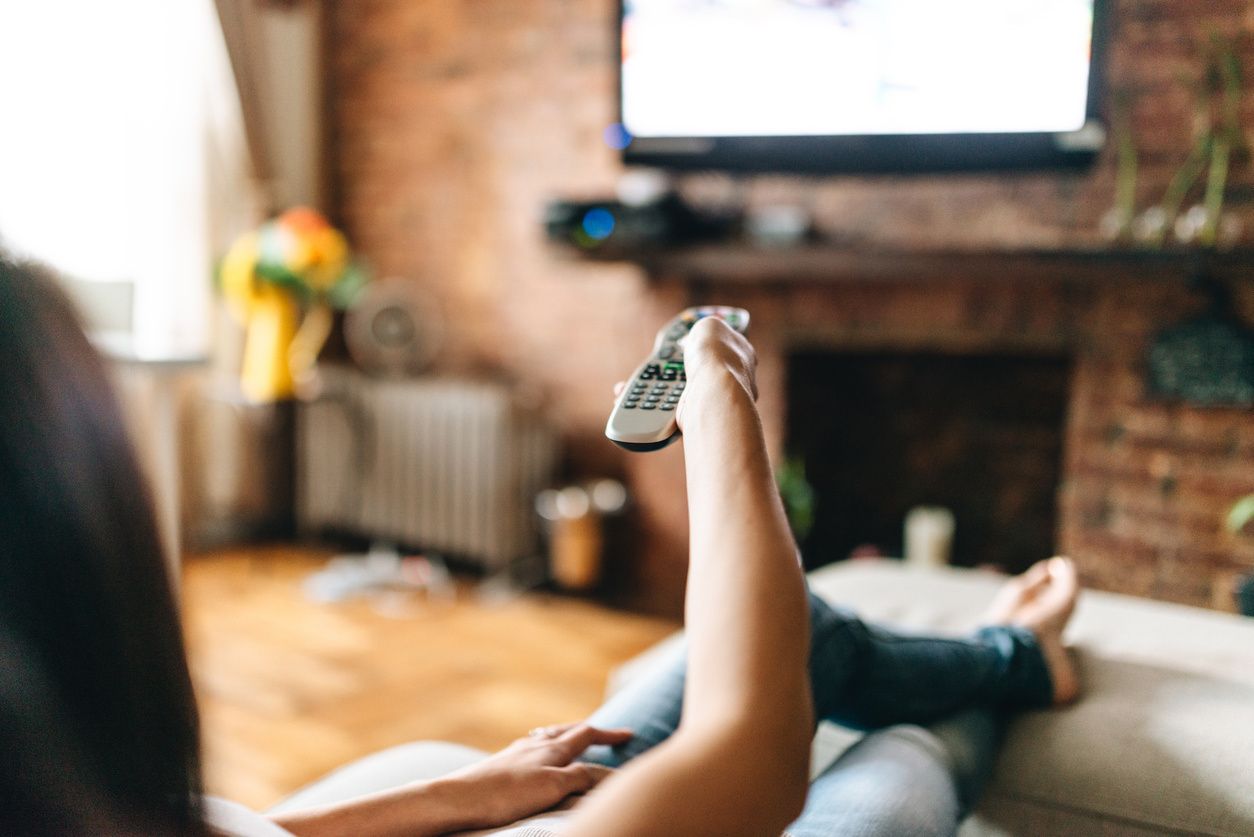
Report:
0,257,208,835
0,254,1079,836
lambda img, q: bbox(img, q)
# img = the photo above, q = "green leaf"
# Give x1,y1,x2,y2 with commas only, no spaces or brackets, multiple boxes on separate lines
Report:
255,262,313,302
776,456,815,541
1227,494,1254,534
327,261,370,309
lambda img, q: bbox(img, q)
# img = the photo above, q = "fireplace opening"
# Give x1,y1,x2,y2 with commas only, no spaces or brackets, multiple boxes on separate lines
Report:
785,351,1072,574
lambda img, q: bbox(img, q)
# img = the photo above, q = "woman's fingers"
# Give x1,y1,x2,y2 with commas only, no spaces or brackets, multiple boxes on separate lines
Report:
527,722,579,741
555,723,634,758
556,762,615,794
683,317,759,401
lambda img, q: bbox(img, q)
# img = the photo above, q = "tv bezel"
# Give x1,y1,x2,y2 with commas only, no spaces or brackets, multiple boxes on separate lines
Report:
617,0,1111,174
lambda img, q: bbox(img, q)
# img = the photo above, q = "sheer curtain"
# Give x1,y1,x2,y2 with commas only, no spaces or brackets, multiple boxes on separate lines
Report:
0,0,259,360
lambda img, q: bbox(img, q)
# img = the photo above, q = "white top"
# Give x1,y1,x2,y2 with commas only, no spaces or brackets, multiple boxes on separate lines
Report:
203,797,295,836
202,797,568,837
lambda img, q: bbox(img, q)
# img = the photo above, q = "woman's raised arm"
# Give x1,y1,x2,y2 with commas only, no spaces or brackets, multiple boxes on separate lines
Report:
567,316,813,837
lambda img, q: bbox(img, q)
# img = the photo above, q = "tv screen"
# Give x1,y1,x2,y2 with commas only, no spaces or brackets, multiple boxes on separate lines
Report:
619,0,1107,173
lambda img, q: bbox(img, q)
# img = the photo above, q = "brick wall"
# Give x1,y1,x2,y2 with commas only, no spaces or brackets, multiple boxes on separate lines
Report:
326,0,1254,615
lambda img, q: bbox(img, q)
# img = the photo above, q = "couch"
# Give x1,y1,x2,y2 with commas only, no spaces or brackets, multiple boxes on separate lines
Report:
273,560,1254,835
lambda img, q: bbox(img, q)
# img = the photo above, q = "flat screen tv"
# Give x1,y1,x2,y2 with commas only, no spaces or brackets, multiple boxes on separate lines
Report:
618,0,1108,173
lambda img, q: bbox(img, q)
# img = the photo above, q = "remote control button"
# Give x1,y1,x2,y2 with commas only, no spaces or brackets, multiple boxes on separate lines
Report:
664,396,679,404
623,403,637,409
642,404,657,410
661,373,677,381
660,404,675,411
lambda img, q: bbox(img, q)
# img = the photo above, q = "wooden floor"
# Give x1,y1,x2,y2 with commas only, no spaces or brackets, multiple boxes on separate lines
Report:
181,546,677,809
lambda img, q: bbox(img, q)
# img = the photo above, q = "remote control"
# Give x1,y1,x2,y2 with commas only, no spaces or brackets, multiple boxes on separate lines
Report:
605,306,750,452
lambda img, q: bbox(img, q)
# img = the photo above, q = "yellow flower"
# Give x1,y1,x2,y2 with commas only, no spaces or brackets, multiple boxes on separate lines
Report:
305,228,349,292
220,231,263,322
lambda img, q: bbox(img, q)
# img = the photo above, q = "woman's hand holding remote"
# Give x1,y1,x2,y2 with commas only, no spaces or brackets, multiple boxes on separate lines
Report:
675,315,759,434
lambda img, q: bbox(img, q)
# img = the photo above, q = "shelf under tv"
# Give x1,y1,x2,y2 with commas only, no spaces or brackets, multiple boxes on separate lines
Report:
559,242,1254,286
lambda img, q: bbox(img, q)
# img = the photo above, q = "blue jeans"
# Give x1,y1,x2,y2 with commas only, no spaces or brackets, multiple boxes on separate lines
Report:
581,590,1053,836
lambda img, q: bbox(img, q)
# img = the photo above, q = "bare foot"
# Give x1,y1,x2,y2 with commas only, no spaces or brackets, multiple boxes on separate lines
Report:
983,557,1081,705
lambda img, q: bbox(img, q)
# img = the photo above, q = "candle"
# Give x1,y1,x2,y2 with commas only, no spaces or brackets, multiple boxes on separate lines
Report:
904,506,955,569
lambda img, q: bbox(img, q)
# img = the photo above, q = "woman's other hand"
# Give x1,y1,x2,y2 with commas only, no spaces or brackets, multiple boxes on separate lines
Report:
272,724,628,837
444,723,632,828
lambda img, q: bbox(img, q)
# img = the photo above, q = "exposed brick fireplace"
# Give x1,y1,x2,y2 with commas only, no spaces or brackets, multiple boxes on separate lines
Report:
626,270,1252,617
325,0,1254,617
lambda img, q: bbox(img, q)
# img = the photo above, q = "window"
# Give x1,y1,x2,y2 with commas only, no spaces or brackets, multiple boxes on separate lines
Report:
0,0,256,360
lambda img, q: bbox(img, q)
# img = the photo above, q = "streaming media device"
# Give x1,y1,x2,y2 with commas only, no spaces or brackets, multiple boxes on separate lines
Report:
545,194,734,254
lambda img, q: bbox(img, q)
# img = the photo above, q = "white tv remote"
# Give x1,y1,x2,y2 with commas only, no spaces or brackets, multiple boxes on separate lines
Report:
605,306,750,452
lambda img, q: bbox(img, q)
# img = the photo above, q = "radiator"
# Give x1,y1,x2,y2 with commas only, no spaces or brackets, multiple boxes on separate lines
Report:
297,366,557,570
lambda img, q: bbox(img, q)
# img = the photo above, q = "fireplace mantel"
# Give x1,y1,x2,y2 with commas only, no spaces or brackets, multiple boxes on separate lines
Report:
564,243,1254,286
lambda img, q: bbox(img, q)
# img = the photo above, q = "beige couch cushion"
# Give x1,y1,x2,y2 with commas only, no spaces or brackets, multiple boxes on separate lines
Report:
803,560,1254,836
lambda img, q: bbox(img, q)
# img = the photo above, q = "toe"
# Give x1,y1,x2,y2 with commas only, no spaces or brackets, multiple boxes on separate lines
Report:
1048,555,1078,585
1016,559,1054,597
1044,557,1079,601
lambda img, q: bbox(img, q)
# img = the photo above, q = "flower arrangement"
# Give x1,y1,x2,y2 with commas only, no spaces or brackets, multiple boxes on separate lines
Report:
219,208,366,401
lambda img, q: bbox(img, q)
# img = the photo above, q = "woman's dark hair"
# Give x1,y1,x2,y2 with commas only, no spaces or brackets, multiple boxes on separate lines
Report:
0,254,205,833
